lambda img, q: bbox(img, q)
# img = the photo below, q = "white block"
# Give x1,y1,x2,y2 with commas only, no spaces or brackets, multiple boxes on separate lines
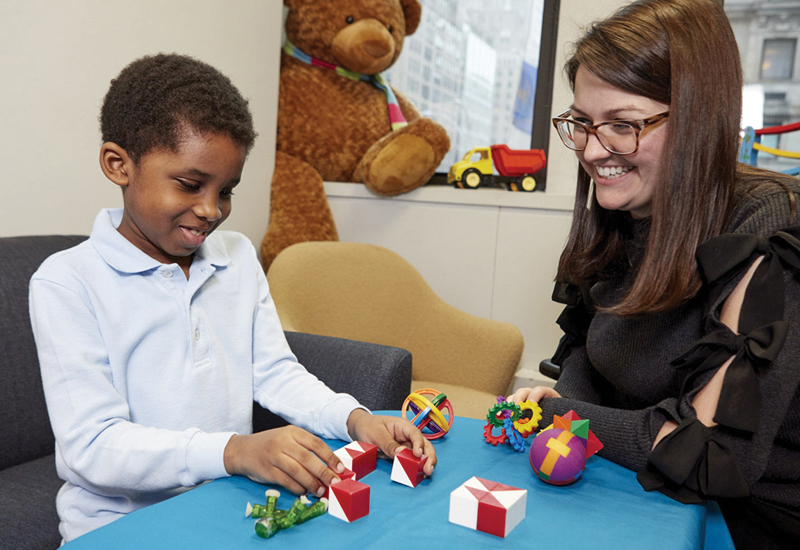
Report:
448,476,527,538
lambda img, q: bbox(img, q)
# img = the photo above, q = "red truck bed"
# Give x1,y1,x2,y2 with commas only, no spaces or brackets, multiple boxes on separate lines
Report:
490,144,547,177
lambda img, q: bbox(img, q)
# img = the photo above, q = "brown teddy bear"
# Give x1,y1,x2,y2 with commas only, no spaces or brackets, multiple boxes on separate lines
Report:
261,0,451,270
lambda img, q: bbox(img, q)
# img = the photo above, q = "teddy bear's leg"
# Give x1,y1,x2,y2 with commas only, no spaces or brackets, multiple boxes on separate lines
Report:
353,117,451,196
261,151,338,271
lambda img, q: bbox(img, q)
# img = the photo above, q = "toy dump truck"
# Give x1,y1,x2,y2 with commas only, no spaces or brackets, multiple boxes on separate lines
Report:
447,144,547,192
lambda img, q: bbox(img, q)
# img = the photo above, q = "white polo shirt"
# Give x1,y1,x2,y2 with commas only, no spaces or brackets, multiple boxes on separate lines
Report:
30,208,362,542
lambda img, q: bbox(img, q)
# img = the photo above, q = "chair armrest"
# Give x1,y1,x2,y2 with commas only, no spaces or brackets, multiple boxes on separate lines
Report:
539,358,561,380
253,332,412,433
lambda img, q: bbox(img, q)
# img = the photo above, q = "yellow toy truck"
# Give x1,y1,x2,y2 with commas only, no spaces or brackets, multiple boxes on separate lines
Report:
447,144,547,192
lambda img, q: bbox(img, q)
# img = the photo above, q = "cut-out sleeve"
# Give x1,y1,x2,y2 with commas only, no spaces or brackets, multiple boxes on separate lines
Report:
637,226,800,502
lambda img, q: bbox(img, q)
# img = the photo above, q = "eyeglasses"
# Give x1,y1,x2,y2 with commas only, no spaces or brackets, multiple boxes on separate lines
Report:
552,110,669,155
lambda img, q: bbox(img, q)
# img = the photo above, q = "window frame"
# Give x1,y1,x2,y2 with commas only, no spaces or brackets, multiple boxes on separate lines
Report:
760,37,797,81
528,0,560,190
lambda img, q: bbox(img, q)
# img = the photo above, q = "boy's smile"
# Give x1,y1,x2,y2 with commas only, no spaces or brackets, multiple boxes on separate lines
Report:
107,129,246,277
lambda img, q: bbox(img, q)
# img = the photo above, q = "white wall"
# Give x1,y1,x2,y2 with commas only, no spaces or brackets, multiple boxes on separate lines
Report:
0,0,282,247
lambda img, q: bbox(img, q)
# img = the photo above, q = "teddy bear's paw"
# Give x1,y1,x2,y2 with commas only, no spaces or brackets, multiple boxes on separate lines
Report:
358,132,438,195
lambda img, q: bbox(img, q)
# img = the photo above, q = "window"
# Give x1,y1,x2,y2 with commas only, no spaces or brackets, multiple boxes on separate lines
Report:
383,0,560,188
725,1,800,172
761,38,796,80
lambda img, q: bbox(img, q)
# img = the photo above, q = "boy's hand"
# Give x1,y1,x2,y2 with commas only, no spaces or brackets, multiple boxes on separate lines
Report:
508,386,561,405
346,409,437,476
223,426,345,497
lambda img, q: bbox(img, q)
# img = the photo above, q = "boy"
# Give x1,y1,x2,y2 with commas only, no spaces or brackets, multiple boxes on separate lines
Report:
29,54,435,543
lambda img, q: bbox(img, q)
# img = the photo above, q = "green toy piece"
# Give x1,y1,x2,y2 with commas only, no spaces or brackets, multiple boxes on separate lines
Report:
246,502,269,519
249,491,328,538
254,517,279,539
295,498,328,525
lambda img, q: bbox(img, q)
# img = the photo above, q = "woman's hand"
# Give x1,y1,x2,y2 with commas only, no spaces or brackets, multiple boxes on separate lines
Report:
508,386,561,405
223,426,345,497
346,409,437,476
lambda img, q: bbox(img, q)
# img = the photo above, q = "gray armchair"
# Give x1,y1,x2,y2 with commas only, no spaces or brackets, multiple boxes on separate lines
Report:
0,235,411,550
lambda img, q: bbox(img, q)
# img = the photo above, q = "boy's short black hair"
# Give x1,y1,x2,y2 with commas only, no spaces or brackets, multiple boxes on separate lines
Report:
101,53,257,163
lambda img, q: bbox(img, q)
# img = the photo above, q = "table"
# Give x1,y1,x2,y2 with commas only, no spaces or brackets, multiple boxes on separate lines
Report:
63,413,734,549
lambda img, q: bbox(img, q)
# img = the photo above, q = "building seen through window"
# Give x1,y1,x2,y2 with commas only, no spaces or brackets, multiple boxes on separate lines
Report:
761,38,796,80
383,0,545,173
726,0,800,171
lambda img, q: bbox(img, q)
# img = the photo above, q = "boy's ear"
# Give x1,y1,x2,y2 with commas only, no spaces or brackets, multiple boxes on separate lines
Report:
99,142,133,187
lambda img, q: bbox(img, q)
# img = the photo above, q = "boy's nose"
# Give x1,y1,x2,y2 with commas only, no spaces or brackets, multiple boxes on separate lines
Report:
194,196,222,221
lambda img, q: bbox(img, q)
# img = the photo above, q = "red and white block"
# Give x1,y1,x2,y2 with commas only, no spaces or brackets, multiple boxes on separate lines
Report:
322,467,356,499
327,479,370,523
390,448,428,488
334,441,377,480
449,477,527,538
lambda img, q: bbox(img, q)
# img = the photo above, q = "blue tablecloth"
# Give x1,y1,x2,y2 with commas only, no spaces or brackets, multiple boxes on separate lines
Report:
64,413,734,549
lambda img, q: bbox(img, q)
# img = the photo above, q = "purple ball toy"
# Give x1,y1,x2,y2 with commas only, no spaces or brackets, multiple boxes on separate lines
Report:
528,428,586,485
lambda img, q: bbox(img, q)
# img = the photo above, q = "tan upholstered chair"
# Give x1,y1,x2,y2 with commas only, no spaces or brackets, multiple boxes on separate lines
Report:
266,241,524,419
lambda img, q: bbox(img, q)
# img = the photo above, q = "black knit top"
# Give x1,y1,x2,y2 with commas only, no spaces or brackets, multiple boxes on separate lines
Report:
540,178,800,548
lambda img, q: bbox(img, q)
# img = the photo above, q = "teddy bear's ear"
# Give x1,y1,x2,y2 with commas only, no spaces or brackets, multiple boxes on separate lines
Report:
283,0,301,10
400,0,422,36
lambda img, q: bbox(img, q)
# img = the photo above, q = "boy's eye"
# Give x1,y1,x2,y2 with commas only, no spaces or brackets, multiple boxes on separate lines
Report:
178,179,200,191
220,189,235,198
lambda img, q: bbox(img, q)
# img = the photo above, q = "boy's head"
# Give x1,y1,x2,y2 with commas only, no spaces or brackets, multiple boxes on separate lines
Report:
101,53,257,163
99,54,256,273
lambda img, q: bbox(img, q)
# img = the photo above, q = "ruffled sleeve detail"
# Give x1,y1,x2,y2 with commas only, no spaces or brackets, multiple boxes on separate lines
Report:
638,418,750,502
672,322,788,433
637,225,800,501
698,226,800,329
550,281,593,366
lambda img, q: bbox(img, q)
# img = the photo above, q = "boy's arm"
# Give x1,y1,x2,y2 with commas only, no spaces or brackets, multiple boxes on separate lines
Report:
247,251,436,482
250,258,366,441
30,277,234,494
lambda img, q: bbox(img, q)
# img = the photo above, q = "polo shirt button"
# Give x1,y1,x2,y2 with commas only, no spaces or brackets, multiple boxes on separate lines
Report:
194,329,200,341
162,270,173,278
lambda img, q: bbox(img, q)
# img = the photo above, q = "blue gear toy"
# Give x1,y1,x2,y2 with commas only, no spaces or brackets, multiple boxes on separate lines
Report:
503,417,526,452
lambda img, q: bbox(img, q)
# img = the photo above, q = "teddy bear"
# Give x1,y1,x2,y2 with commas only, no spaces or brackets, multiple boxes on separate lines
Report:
260,0,451,270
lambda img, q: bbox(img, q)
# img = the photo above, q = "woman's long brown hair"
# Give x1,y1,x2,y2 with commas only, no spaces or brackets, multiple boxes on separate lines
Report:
558,0,743,316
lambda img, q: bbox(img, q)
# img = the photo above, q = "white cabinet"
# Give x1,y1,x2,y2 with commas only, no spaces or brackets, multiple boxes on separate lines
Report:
325,182,574,390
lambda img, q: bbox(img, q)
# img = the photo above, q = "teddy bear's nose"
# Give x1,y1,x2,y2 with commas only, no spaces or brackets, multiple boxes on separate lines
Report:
362,40,391,59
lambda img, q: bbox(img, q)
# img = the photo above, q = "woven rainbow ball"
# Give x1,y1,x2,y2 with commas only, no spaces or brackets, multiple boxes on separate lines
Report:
400,388,454,440
528,428,586,485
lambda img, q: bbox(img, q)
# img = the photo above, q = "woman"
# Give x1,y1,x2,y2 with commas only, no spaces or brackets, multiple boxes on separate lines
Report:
511,1,800,547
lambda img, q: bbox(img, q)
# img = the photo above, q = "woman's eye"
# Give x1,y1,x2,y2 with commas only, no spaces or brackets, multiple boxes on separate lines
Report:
610,123,634,133
220,189,235,198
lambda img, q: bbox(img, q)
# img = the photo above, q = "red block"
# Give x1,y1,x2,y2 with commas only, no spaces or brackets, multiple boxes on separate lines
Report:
328,479,370,523
390,448,428,487
334,441,378,480
321,467,356,499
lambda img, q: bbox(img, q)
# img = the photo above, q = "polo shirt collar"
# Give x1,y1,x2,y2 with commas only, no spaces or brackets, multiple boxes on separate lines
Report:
91,208,231,274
